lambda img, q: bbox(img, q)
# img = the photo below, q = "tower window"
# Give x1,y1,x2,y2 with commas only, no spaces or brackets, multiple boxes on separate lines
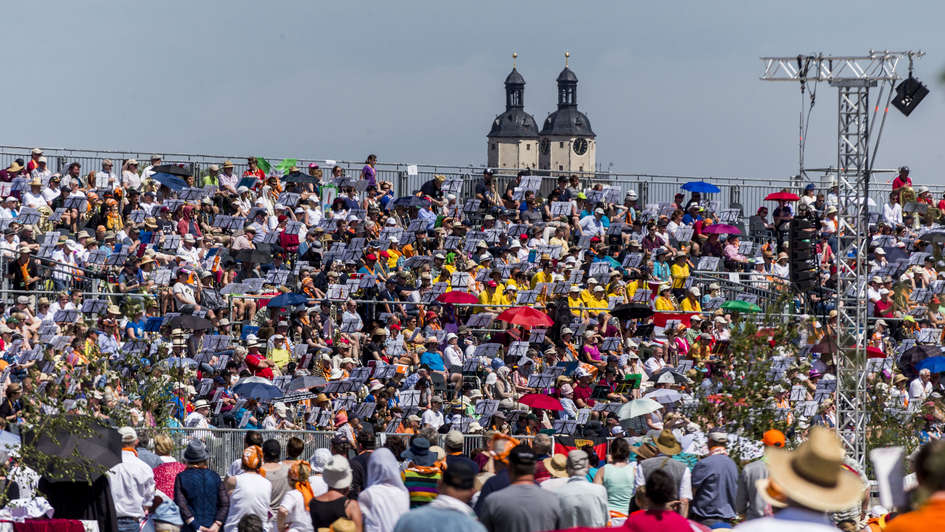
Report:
492,143,497,151
559,142,564,148
579,166,583,172
526,144,530,150
558,165,564,171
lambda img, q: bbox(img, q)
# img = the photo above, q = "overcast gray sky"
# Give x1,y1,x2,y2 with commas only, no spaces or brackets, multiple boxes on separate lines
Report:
4,1,943,183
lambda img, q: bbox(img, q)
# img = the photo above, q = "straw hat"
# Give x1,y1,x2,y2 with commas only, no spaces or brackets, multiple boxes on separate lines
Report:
542,454,568,478
765,426,865,511
653,428,682,456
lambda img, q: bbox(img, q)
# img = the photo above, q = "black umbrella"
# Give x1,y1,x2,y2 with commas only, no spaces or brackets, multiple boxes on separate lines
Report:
234,249,271,264
898,344,945,378
151,164,192,177
22,421,122,482
392,196,429,209
611,303,655,320
651,367,691,385
287,375,328,391
283,171,318,184
164,314,214,330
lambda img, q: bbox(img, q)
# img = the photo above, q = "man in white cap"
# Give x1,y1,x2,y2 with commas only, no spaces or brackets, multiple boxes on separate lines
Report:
690,432,739,528
109,427,156,532
547,450,609,528
185,399,212,429
579,207,607,238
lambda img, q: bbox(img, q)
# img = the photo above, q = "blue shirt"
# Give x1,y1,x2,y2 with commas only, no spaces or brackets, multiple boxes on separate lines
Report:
420,351,445,372
394,504,486,532
690,453,740,520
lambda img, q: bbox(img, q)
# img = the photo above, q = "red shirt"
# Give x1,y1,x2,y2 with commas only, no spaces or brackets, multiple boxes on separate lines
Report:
626,509,700,532
892,176,912,190
874,299,893,318
245,352,274,379
573,384,595,407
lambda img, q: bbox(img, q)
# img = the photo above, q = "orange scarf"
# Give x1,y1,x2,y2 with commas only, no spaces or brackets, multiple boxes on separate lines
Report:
122,446,138,457
242,445,266,477
19,262,29,285
289,461,315,510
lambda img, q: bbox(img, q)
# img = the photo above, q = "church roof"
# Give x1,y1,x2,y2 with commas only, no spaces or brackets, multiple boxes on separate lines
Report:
556,67,578,83
505,68,525,85
540,107,595,138
488,108,539,139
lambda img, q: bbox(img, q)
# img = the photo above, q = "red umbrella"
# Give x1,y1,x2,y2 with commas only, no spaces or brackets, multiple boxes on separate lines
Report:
496,306,554,328
702,224,741,235
867,346,886,358
765,192,800,201
518,393,564,411
436,291,479,304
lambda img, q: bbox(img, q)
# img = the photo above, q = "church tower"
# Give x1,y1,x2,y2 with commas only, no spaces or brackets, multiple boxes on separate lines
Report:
539,52,596,175
487,53,540,170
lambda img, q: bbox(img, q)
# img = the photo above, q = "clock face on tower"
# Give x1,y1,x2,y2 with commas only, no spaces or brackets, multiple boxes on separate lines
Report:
539,139,550,154
573,138,588,156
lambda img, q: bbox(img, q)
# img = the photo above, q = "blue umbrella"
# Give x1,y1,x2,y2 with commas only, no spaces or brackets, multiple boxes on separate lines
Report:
265,293,309,308
151,172,188,191
681,181,721,194
916,356,945,373
233,376,284,401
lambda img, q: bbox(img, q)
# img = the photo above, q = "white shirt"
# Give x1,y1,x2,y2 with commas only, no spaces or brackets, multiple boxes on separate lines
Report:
279,490,314,532
95,170,118,188
884,202,903,226
644,356,667,377
108,450,156,519
41,186,60,204
123,170,143,190
421,408,444,430
185,411,210,428
909,378,932,402
579,215,605,237
22,191,48,210
444,344,464,367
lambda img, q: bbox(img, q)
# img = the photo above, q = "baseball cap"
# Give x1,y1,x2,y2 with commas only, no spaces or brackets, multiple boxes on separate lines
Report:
508,444,536,466
762,429,786,448
443,458,478,490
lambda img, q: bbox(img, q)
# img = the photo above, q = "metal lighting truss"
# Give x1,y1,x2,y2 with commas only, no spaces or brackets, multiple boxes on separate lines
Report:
761,51,923,467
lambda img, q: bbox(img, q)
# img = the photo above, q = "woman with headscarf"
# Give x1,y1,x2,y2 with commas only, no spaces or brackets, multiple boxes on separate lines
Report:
223,445,272,532
278,461,316,532
358,448,409,532
177,204,202,239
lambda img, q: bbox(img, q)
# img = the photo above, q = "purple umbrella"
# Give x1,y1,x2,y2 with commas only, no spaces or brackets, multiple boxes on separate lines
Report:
702,224,741,235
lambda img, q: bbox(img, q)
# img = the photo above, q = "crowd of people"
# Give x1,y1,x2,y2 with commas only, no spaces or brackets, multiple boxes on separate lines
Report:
0,150,941,531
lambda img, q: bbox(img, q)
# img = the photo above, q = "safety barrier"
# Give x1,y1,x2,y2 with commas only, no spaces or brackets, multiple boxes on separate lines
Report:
0,145,923,225
137,427,536,476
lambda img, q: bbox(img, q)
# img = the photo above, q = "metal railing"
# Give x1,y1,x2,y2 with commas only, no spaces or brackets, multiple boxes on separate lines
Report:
2,144,929,223
140,427,536,476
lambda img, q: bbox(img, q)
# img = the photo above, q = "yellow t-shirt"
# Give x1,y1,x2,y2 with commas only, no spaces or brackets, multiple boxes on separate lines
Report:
680,297,701,312
671,263,690,289
530,271,553,290
567,295,586,317
654,296,676,311
478,289,504,312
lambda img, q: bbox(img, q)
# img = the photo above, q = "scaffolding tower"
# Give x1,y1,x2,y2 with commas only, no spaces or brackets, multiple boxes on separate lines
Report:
760,51,924,467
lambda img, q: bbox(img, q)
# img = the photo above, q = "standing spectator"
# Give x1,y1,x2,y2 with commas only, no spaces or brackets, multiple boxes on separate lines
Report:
261,439,291,530
478,445,562,532
548,450,609,528
243,157,266,183
277,461,316,532
361,154,378,188
401,437,442,508
142,155,162,182
885,440,945,531
594,437,636,521
174,439,229,532
636,429,691,517
109,427,157,532
224,446,272,532
359,448,410,532
393,459,485,532
310,456,362,530
690,432,739,528
892,165,912,191
737,429,785,520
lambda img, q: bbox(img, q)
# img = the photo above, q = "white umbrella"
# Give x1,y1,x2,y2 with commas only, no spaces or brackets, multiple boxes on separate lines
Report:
616,398,662,420
644,389,682,404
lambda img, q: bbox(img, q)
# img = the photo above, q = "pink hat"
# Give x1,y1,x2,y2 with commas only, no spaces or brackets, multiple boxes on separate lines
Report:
308,163,319,168
334,411,348,427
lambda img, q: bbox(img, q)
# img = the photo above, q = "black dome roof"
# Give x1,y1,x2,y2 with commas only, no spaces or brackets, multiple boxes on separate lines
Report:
489,108,539,139
557,67,578,83
540,107,595,138
505,68,525,85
